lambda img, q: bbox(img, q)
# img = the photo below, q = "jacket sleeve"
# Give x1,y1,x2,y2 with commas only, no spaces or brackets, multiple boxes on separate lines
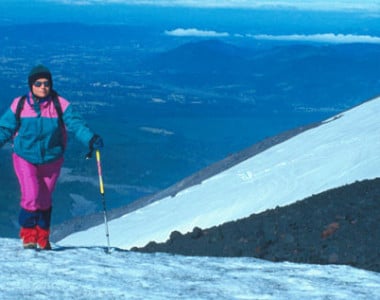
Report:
0,108,17,147
61,103,95,147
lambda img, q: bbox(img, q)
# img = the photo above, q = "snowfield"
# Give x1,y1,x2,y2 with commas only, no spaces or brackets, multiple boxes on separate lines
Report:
1,238,379,299
61,97,380,250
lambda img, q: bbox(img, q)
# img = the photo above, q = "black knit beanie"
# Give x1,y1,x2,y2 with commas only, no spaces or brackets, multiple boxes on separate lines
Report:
28,65,53,91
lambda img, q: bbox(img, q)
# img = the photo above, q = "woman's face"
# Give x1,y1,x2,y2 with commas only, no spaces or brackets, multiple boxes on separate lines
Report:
32,78,51,98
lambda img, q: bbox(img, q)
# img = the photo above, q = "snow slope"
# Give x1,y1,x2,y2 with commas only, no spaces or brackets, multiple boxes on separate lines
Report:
1,238,379,300
61,96,380,250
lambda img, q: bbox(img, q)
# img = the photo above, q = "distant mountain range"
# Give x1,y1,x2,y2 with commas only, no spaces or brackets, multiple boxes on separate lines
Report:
141,39,380,110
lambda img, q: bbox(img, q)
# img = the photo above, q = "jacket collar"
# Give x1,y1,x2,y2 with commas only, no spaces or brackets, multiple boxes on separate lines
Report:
27,91,51,106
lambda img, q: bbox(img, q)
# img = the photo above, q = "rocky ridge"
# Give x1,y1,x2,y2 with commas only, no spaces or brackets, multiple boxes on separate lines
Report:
133,178,380,273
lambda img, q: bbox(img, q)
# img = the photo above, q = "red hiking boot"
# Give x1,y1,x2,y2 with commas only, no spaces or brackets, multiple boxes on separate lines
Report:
36,226,52,250
20,227,38,249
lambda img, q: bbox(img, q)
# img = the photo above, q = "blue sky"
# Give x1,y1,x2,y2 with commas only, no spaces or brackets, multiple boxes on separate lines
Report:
1,0,379,44
43,0,380,12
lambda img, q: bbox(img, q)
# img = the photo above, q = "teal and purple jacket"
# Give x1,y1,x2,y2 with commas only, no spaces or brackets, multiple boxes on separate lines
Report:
0,92,95,164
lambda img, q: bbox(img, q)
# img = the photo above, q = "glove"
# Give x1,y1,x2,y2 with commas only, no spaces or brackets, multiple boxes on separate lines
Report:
89,134,104,150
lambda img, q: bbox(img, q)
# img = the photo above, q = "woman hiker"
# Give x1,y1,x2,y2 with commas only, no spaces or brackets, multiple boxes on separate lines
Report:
0,65,104,250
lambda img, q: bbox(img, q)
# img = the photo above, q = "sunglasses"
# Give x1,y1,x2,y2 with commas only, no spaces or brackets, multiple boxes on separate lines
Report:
33,81,50,88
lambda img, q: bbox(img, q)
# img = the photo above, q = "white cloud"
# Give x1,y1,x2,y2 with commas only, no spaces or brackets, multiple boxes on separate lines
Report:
164,29,380,44
249,33,380,44
165,28,229,37
44,0,380,12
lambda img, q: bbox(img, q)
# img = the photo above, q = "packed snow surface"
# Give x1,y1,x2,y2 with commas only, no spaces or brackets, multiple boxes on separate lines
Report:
1,238,379,299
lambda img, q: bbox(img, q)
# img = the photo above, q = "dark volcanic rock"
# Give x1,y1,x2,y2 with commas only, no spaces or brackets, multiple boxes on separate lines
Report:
132,178,380,273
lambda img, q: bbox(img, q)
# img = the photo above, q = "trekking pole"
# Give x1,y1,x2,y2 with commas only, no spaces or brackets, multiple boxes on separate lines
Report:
95,149,111,253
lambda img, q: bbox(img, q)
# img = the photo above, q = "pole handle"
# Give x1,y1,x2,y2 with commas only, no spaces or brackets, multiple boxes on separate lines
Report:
85,149,93,160
96,150,105,195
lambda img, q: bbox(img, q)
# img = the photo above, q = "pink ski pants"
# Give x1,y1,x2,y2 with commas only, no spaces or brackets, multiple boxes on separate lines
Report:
13,153,63,211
